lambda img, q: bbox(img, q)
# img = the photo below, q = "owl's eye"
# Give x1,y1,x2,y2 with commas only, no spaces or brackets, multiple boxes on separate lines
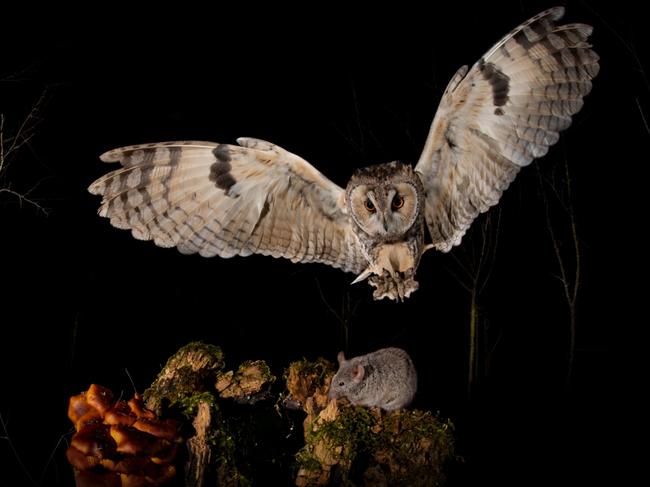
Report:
392,195,404,210
364,199,376,212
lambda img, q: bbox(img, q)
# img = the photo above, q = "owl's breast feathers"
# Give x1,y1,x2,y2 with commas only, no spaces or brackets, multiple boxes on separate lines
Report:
352,223,427,301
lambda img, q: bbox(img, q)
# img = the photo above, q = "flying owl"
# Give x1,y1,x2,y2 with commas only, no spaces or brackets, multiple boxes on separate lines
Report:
89,7,598,301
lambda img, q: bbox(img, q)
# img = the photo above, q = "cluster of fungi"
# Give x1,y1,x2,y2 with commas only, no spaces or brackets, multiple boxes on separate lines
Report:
66,384,183,487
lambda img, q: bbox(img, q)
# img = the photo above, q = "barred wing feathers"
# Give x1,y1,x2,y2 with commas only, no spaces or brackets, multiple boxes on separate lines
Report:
415,6,599,251
89,138,367,273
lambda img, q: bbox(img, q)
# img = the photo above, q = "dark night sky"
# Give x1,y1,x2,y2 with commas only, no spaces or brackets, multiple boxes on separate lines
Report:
1,2,644,485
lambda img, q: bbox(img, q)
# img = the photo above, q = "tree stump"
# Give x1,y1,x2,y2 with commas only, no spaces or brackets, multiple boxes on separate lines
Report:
143,342,275,486
67,343,456,486
286,359,456,486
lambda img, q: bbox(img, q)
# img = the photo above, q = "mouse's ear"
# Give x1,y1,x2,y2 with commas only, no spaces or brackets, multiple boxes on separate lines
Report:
353,364,365,381
337,351,346,365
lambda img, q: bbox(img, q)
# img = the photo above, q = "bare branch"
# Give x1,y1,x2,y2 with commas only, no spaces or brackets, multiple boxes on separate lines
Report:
0,113,5,173
536,165,570,302
3,91,46,162
1,412,37,486
39,430,73,486
444,210,502,396
636,98,650,137
536,152,581,388
480,210,501,295
0,187,49,214
563,155,580,307
441,263,473,293
314,278,343,324
448,250,475,284
0,89,49,214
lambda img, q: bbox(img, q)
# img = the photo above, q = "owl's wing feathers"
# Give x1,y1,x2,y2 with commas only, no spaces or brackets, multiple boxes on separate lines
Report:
415,6,599,252
89,138,367,273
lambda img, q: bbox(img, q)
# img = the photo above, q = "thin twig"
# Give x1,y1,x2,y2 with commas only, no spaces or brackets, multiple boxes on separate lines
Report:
0,187,48,213
536,156,580,388
125,368,138,395
536,166,571,305
636,98,650,136
480,210,501,295
351,82,365,153
1,89,49,215
314,278,343,324
1,412,37,486
39,430,73,486
445,211,501,396
448,250,475,284
4,90,46,159
563,156,580,308
441,263,472,293
581,3,650,92
0,113,5,173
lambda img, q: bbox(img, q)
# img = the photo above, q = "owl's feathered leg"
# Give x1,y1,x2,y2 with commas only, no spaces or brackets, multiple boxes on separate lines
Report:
351,265,419,301
368,270,419,302
351,240,422,300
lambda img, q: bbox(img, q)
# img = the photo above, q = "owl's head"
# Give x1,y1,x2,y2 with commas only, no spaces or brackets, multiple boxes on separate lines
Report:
346,161,424,239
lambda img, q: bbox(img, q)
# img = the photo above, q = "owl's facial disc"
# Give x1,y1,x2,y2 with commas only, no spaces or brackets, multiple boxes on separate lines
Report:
349,182,419,238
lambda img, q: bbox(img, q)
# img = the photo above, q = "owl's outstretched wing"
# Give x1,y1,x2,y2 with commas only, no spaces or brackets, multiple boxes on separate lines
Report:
89,138,367,273
415,7,598,252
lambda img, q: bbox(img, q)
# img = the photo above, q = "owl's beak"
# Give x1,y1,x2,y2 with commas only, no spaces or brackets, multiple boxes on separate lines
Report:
378,213,389,234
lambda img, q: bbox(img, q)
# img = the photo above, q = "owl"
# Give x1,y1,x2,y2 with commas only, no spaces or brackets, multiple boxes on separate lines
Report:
89,7,598,301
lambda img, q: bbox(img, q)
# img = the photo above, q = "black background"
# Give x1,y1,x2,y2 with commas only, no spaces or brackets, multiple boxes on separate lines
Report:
1,1,644,485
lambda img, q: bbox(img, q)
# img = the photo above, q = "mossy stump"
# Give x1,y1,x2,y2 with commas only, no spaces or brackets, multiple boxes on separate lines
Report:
107,344,456,486
144,342,274,487
287,359,456,487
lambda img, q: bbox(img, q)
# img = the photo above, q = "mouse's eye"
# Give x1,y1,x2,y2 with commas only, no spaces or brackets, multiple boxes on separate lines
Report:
338,381,345,386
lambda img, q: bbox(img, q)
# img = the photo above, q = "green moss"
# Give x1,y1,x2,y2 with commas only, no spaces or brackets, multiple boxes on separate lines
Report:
285,357,334,386
295,448,323,472
144,342,252,485
297,406,377,472
296,407,456,486
184,393,251,486
144,341,225,414
239,359,275,382
378,411,456,486
178,391,218,418
322,407,375,457
213,423,252,487
174,341,225,367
